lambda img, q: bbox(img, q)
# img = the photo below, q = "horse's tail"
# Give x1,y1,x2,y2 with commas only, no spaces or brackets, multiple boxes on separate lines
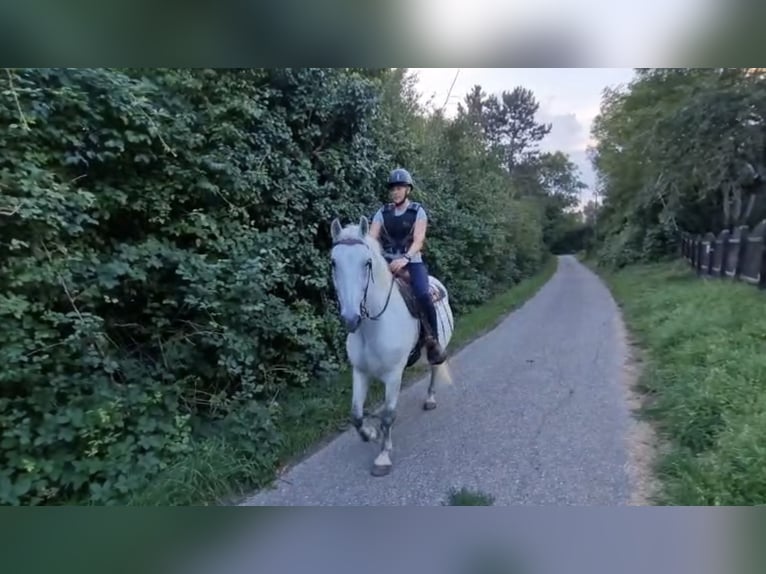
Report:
432,359,453,386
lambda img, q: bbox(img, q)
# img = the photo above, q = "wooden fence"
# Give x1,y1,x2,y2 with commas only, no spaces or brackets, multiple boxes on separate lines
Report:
680,220,766,288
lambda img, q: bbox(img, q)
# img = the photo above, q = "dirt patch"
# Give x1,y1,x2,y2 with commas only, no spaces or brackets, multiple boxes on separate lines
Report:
613,310,662,506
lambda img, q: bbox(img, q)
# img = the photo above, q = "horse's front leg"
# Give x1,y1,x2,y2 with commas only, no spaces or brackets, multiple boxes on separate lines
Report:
351,368,378,442
371,369,403,477
424,369,437,411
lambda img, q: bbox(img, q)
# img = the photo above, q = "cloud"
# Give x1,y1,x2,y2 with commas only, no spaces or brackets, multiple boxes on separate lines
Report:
539,111,587,153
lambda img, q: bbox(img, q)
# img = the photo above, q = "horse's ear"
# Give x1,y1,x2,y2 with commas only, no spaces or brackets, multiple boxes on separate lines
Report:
331,218,342,242
359,215,369,237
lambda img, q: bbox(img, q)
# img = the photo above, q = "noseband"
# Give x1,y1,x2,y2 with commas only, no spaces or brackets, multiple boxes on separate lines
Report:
332,237,395,321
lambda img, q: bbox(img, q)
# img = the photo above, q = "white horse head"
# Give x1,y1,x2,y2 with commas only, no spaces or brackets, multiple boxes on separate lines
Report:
330,215,393,333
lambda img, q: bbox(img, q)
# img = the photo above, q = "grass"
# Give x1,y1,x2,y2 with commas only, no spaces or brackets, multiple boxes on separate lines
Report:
591,258,766,505
127,438,275,506
131,255,558,505
444,486,496,505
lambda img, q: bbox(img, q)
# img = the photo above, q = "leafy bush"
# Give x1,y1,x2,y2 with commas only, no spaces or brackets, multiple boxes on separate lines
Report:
0,68,559,504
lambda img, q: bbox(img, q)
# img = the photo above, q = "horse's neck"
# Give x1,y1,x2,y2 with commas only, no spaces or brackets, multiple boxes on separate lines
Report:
365,258,399,318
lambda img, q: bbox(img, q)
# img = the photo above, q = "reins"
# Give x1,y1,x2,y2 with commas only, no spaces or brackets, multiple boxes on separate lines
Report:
333,237,396,321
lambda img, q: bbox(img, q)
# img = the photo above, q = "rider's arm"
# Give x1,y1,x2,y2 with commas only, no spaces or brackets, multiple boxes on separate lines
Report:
369,208,383,239
405,207,428,259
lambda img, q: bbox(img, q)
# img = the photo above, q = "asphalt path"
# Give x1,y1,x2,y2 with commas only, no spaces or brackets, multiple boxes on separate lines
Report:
240,255,633,506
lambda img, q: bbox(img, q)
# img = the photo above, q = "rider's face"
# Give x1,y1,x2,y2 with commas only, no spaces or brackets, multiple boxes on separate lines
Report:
389,184,409,205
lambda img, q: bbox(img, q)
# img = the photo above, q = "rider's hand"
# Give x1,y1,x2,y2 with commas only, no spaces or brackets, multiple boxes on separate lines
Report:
389,257,408,274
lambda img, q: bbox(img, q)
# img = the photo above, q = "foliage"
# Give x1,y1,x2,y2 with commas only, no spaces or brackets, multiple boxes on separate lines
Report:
598,260,766,505
546,213,592,255
589,68,766,267
0,67,571,504
461,84,552,172
445,486,495,505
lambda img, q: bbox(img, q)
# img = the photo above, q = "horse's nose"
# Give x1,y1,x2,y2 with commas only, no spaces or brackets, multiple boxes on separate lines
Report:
342,312,361,332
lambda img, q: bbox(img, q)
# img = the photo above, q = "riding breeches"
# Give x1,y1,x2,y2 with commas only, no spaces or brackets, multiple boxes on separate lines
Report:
406,262,439,339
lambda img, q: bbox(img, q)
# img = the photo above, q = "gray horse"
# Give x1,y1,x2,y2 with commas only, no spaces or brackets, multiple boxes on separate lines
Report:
330,216,454,476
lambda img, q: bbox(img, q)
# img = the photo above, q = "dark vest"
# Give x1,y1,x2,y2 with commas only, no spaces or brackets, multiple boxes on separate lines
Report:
380,202,421,257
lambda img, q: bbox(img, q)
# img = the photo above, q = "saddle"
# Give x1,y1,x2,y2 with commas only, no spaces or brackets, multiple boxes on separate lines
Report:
392,269,447,368
394,269,447,312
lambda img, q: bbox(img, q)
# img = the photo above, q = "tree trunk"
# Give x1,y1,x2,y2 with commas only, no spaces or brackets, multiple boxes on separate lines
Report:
722,182,732,228
732,184,743,227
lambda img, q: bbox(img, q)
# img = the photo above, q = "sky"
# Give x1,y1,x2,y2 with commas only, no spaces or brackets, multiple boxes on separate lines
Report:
408,68,638,207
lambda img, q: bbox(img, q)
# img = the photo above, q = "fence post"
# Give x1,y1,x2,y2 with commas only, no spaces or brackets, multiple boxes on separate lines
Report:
716,230,730,277
695,235,702,274
693,236,699,268
734,225,749,280
704,232,716,275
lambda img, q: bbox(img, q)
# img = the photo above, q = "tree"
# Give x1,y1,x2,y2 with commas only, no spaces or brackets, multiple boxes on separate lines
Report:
589,67,766,267
458,85,552,174
582,200,600,227
535,151,586,207
484,87,552,173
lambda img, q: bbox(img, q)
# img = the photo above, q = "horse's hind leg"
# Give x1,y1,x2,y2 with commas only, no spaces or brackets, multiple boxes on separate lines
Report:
371,369,402,477
424,365,437,411
351,368,378,442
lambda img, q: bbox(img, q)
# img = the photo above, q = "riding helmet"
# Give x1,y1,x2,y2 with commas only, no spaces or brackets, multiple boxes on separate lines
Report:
387,168,413,188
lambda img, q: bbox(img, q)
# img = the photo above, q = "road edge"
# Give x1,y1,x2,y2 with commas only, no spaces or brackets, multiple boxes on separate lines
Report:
580,257,660,506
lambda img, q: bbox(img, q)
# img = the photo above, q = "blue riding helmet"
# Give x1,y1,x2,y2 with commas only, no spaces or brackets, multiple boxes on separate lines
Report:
387,168,413,188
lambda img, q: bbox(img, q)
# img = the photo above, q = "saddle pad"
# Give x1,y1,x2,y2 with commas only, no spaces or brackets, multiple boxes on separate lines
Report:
395,277,447,319
429,283,446,303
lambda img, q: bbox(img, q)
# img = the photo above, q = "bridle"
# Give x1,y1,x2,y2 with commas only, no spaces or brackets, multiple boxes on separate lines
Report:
332,237,396,321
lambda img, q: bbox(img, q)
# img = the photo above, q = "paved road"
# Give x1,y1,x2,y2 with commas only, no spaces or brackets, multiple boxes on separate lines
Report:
240,255,633,506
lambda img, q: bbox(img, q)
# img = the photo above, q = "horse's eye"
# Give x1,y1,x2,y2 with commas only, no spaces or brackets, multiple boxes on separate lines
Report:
365,259,372,268
330,259,336,268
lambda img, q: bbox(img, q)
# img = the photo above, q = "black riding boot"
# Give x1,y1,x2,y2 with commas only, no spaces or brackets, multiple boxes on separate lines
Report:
419,294,448,365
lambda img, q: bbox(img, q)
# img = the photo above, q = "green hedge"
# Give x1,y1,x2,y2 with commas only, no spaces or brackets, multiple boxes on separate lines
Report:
0,68,548,504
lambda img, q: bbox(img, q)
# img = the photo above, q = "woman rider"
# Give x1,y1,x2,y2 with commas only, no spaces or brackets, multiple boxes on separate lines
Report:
368,168,448,365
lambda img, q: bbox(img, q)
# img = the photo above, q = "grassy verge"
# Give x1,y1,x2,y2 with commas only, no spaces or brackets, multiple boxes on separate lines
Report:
444,487,495,505
591,259,766,505
133,255,558,505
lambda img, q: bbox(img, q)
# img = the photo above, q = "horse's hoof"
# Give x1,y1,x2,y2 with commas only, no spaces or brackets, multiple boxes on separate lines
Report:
371,464,392,477
423,400,436,410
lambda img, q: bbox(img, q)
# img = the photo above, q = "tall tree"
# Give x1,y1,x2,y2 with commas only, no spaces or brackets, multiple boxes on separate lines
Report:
536,151,586,206
458,85,552,173
582,200,599,227
485,87,552,172
590,67,766,267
